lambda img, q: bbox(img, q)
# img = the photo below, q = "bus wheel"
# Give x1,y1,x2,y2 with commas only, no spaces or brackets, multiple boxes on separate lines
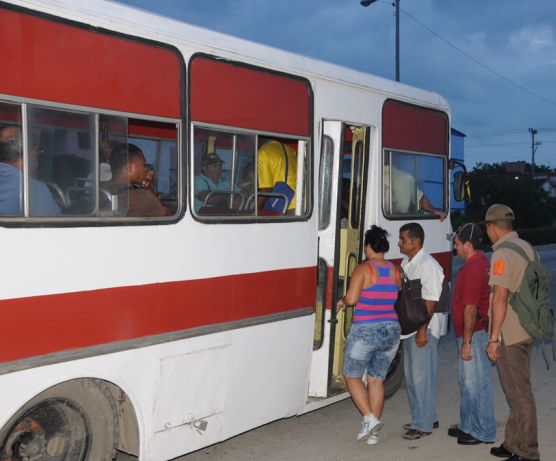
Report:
0,379,115,461
384,341,404,398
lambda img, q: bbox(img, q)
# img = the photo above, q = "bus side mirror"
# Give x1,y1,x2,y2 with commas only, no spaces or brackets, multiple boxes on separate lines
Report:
453,171,465,201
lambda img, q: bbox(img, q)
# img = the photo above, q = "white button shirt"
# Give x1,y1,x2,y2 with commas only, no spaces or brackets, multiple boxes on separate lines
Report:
401,248,447,339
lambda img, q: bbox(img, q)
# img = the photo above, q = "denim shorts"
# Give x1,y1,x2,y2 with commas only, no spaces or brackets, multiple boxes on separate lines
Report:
343,321,401,380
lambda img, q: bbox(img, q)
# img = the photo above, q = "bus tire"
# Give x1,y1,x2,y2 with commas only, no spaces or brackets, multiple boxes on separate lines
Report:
384,341,404,398
0,379,116,461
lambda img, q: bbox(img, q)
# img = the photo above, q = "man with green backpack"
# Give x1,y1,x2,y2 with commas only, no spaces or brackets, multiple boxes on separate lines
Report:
484,204,554,461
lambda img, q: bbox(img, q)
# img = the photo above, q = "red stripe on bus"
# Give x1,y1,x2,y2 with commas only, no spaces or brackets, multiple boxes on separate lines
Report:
0,267,316,364
0,7,181,118
190,56,311,137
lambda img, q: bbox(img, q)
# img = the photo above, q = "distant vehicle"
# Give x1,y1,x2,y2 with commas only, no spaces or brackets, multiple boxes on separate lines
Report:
0,1,461,459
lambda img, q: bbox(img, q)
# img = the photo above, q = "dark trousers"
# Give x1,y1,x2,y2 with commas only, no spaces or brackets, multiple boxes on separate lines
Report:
497,339,540,460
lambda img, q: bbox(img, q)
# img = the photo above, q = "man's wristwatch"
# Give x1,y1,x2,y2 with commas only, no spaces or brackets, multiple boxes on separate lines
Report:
462,339,472,345
488,338,499,344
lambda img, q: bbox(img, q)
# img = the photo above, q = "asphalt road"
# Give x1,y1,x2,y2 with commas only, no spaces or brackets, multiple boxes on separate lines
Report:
120,245,556,461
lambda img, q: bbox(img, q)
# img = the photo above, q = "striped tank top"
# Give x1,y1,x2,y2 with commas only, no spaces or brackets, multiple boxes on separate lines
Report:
353,260,399,324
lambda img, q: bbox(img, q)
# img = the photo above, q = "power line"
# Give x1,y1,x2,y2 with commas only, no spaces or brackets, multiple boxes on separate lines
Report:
399,7,556,109
466,142,529,148
463,129,556,139
470,129,535,138
467,140,556,148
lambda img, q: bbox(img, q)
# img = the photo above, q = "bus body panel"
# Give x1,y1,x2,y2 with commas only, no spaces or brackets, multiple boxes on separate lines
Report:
0,316,314,461
0,1,454,460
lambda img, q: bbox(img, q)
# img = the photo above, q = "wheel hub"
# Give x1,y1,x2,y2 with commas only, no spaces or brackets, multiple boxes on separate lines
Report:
16,430,47,460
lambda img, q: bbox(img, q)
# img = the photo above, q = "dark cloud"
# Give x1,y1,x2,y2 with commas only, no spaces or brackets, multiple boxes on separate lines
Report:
116,0,556,168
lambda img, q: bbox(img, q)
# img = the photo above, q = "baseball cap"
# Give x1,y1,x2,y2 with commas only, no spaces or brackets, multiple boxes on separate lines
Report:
454,223,483,246
201,152,224,165
482,204,515,223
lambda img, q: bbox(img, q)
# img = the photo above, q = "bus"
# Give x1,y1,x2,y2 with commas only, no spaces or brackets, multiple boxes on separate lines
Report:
0,1,462,460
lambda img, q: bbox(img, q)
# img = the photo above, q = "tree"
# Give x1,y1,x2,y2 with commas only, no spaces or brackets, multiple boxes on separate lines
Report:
464,162,556,228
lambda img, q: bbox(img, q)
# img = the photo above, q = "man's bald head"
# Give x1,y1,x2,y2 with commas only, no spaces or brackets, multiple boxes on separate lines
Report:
0,126,23,167
0,125,21,142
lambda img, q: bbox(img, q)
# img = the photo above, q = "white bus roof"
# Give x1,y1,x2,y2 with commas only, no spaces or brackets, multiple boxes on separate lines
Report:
7,0,449,110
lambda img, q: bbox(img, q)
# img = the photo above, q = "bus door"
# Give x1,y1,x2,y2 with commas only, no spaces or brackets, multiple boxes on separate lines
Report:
309,121,369,398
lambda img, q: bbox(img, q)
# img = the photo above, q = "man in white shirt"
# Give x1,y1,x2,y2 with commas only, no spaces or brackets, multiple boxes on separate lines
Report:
398,222,447,440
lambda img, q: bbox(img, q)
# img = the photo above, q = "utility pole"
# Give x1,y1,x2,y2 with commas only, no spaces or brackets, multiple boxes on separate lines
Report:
360,0,400,82
395,0,400,82
528,128,541,177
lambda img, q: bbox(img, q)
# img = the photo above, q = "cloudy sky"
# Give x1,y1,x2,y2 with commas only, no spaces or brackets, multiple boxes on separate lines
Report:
115,0,556,169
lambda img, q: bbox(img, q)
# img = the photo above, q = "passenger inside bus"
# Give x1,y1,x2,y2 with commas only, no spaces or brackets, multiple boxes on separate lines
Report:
257,139,297,214
239,161,255,194
0,125,61,216
82,140,114,188
194,151,238,212
98,140,114,182
385,164,446,222
102,142,170,217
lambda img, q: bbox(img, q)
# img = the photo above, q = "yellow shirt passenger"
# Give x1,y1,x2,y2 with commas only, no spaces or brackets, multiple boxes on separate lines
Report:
257,140,297,210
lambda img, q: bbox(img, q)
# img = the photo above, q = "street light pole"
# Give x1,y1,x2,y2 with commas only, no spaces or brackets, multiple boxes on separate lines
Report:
395,0,400,82
360,0,400,82
528,128,541,177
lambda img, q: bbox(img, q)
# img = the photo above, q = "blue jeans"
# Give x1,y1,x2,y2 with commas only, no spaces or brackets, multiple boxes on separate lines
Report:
403,329,438,432
457,330,496,442
343,322,401,380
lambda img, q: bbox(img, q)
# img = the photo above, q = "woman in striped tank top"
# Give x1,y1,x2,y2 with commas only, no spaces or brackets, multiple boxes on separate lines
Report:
336,225,401,446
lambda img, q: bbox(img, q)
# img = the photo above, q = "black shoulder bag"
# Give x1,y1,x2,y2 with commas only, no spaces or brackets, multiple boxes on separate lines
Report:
394,265,430,335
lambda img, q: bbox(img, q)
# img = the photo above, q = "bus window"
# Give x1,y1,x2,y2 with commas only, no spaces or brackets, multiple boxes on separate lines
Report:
193,126,309,219
257,138,309,217
383,149,446,218
318,135,334,230
0,102,23,217
193,126,256,216
0,99,180,222
98,117,178,217
27,106,95,216
127,127,178,214
349,140,364,229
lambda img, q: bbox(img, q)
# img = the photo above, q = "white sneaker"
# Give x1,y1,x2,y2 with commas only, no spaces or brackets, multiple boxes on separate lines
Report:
356,414,383,441
367,434,379,445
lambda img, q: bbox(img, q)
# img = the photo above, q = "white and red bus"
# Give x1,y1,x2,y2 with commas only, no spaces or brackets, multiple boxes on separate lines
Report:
0,1,460,460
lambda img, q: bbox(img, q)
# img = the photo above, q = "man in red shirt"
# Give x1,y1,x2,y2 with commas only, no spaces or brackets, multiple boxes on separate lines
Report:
448,223,496,445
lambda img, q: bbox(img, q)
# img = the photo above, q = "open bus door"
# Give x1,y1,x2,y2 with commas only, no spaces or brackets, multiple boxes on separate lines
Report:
308,121,368,399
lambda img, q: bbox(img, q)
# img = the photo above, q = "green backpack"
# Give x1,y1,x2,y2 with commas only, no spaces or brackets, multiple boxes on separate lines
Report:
498,242,554,341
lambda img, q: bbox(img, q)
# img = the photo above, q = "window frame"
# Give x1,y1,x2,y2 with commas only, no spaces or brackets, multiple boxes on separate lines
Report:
317,135,334,230
381,147,448,221
0,95,183,228
190,121,312,224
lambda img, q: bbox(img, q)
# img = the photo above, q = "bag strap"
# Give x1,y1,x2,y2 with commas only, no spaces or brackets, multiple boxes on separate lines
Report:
395,263,410,286
280,143,289,183
498,241,537,263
